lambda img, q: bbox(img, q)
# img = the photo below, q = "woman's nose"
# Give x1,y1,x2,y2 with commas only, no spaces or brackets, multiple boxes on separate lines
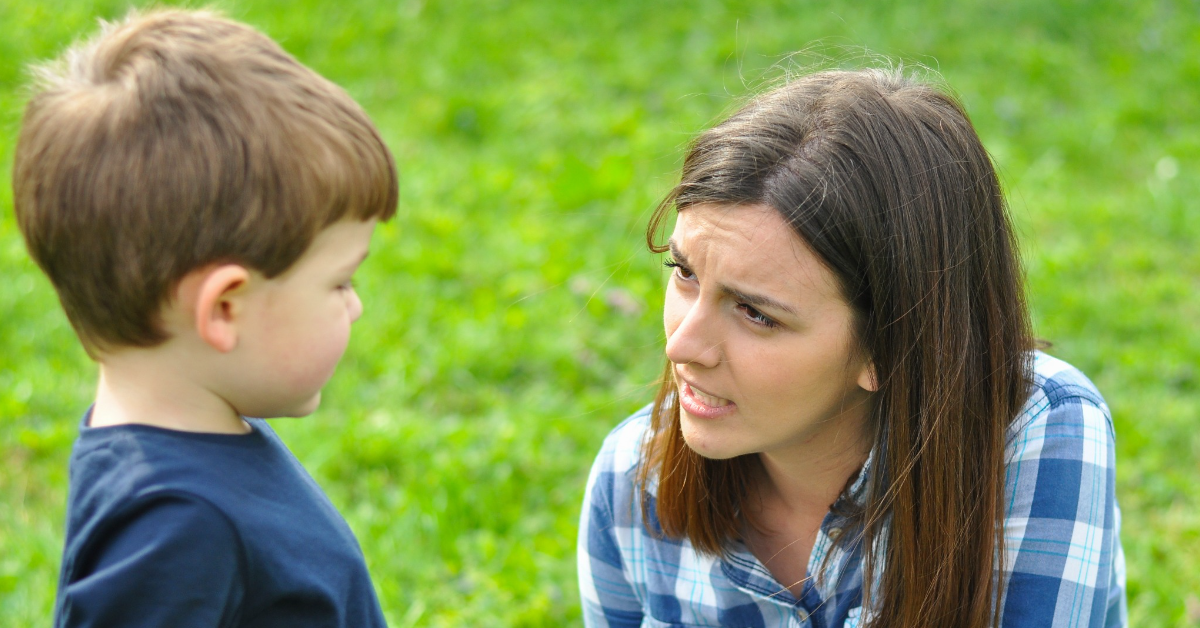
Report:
664,297,722,369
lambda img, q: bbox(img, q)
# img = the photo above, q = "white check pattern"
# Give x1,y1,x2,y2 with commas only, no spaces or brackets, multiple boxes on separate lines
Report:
579,352,1127,627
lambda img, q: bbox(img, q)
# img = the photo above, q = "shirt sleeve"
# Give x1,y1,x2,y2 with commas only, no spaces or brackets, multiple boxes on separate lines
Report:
578,448,644,628
1000,393,1126,627
58,493,245,628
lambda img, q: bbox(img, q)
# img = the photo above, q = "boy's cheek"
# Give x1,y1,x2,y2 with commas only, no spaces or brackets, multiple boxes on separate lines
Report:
278,333,350,391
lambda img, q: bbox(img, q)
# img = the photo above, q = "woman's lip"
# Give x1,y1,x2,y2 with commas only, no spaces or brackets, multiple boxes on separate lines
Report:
678,380,737,419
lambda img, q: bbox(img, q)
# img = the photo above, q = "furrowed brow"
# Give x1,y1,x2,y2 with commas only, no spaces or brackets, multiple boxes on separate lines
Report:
668,238,797,316
667,240,689,266
720,285,798,316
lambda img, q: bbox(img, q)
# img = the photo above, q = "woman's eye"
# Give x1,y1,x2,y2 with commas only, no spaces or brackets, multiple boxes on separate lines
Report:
738,304,778,329
663,259,695,280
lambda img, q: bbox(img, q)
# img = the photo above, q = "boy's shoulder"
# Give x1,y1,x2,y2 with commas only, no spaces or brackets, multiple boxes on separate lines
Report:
66,417,291,525
62,418,301,586
58,417,387,628
64,416,348,557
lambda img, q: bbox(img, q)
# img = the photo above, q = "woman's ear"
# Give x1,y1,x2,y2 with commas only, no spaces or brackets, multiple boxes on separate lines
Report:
193,265,252,353
857,362,879,392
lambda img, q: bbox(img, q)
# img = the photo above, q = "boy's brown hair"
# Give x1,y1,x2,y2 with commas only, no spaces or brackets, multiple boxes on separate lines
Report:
12,9,398,355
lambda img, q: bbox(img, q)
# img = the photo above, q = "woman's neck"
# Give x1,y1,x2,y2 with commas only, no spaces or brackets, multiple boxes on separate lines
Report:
754,415,872,523
756,446,868,519
742,421,872,597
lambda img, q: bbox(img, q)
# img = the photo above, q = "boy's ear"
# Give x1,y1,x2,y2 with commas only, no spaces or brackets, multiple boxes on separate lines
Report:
192,265,252,353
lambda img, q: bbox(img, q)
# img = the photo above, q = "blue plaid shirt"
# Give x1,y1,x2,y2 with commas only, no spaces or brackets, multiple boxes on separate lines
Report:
578,352,1127,627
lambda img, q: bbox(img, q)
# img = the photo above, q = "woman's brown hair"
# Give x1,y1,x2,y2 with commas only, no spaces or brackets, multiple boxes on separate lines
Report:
639,68,1033,627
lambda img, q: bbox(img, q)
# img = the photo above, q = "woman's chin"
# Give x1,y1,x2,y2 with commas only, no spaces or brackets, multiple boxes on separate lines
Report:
680,413,743,460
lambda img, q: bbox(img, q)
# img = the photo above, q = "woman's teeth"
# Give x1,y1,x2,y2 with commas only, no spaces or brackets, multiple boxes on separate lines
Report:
691,385,730,407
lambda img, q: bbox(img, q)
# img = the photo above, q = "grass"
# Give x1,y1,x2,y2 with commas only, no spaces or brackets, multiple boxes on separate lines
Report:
1,0,1197,625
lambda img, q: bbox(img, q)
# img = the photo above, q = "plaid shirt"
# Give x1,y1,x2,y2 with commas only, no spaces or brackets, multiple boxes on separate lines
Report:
578,352,1127,627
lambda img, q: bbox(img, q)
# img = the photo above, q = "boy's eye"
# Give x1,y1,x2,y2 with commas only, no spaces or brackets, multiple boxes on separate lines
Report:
663,259,695,280
338,279,356,291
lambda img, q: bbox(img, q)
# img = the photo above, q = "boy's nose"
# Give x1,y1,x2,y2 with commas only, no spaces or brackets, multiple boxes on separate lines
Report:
347,289,363,322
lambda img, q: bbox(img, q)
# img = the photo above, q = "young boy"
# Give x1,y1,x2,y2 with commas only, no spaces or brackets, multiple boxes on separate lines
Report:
12,10,398,627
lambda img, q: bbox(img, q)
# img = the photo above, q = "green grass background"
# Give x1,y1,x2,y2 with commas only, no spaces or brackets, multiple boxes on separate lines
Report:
1,0,1197,625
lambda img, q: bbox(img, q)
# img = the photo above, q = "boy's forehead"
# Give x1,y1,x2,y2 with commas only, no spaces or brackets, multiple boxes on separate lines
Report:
310,220,376,261
274,220,374,281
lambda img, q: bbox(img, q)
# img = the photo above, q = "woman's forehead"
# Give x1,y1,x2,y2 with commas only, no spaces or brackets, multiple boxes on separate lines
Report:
671,204,843,303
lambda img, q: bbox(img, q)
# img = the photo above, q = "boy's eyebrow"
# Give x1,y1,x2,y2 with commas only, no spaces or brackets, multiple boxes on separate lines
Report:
343,250,370,271
666,239,798,316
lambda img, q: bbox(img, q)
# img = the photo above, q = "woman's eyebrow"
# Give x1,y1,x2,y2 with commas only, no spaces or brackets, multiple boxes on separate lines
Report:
721,285,798,316
668,239,797,316
667,240,688,266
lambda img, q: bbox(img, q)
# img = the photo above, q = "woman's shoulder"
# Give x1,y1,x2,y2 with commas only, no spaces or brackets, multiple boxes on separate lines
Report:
1007,350,1115,453
592,403,655,477
1000,354,1126,627
583,403,658,534
1028,351,1107,406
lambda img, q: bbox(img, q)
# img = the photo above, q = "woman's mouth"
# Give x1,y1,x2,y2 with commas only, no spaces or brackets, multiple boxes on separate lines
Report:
679,380,737,419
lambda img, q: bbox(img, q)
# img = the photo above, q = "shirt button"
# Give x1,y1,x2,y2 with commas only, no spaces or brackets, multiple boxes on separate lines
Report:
796,608,810,622
828,527,843,541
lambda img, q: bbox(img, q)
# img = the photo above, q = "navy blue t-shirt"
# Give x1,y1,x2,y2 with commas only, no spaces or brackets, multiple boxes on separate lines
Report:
55,415,387,628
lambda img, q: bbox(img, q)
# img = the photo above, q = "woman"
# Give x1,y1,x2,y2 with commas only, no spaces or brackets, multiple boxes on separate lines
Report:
578,69,1126,628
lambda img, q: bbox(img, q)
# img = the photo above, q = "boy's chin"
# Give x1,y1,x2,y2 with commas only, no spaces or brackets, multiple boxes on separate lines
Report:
239,391,323,419
281,392,322,418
